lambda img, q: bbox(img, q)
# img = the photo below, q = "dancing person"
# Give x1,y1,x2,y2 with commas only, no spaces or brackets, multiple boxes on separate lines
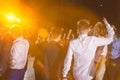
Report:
62,18,114,80
6,25,30,80
91,22,109,80
104,27,120,80
33,33,48,80
43,28,63,80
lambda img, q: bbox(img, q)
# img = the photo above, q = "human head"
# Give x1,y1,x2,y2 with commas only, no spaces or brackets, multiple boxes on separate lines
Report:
77,19,91,34
10,25,24,39
51,28,62,42
93,22,107,37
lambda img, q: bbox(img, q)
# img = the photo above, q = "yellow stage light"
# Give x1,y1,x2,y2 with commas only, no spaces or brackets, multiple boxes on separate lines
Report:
0,11,3,14
16,18,21,23
7,14,15,21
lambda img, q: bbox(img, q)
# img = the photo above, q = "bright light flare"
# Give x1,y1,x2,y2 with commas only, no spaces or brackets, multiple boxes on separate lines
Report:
16,18,21,22
7,14,15,21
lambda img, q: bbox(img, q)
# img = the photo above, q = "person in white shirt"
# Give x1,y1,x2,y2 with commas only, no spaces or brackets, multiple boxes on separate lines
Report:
7,25,30,80
62,18,114,80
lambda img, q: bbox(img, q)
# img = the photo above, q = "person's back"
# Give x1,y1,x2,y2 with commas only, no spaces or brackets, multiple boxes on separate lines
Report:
33,36,48,80
44,29,63,80
6,25,30,80
62,18,114,80
90,21,108,80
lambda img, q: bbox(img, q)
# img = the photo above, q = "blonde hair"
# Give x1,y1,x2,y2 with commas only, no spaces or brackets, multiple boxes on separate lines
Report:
77,19,91,33
94,22,107,36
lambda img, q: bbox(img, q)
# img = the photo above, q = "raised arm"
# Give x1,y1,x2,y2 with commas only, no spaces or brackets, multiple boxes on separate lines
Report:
94,17,115,46
103,17,114,38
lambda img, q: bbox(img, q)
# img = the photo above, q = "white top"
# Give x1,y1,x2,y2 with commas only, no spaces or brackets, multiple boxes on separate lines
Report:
24,55,35,80
62,24,114,80
10,37,29,69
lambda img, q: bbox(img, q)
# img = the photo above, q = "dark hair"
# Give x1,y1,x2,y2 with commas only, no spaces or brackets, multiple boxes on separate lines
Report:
52,29,61,39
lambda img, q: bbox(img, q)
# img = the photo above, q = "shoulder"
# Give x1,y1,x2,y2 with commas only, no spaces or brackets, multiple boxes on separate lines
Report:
19,38,30,47
24,39,30,46
24,39,29,43
70,38,79,44
68,38,80,47
88,36,97,39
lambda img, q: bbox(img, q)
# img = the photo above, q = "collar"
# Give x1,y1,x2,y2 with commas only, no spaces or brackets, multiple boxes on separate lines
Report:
78,34,88,38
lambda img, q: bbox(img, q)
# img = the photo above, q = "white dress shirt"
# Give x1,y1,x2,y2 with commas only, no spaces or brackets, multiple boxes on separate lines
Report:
10,37,29,69
62,24,114,80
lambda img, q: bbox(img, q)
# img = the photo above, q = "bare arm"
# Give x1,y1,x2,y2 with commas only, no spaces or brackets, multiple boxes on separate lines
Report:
95,55,106,80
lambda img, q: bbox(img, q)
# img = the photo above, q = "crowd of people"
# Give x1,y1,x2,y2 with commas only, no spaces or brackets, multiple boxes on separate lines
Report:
0,17,120,80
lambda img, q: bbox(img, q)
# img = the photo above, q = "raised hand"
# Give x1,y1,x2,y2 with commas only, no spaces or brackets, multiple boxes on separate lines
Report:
112,25,117,31
103,17,109,25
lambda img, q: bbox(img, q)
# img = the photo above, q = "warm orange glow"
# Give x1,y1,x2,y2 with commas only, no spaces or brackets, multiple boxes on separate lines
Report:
10,24,21,29
0,0,38,31
38,28,48,38
112,63,116,67
6,13,15,21
0,0,101,37
0,11,3,14
16,18,21,23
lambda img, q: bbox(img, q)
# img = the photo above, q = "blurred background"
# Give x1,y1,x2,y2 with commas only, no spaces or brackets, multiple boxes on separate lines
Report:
0,0,119,32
